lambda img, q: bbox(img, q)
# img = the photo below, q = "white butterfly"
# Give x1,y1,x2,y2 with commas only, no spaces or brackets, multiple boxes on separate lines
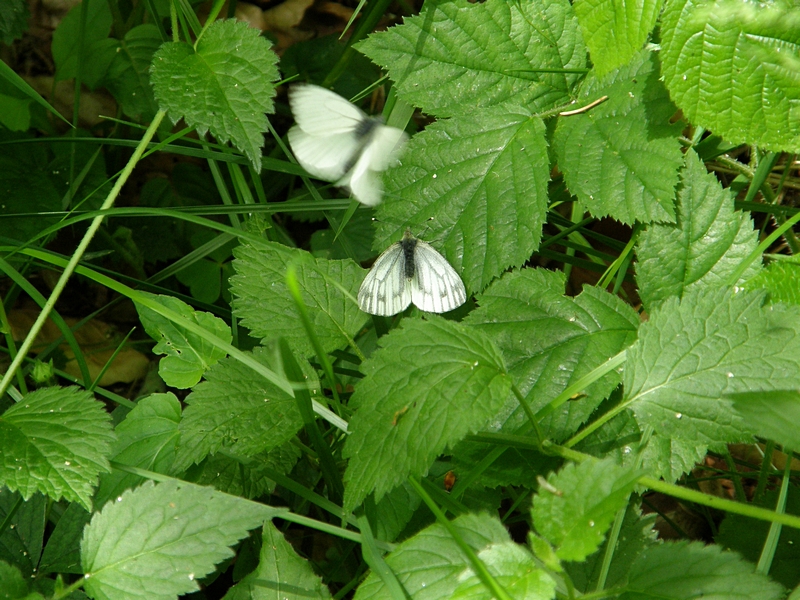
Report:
287,84,408,207
358,230,467,316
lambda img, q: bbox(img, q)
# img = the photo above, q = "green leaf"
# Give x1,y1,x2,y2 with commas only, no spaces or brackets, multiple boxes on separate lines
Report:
531,458,641,561
373,481,422,543
0,0,29,45
574,0,664,76
661,0,800,152
94,393,181,509
728,390,800,451
0,387,114,511
636,149,759,309
81,480,281,600
717,487,800,589
624,288,800,448
342,319,511,511
173,346,303,473
0,491,45,578
135,292,232,389
51,0,116,88
105,24,162,121
0,560,41,600
150,19,279,171
375,109,549,293
466,269,639,440
230,242,367,358
452,542,556,599
224,521,332,599
745,260,800,306
354,513,510,599
553,50,683,224
620,540,784,600
565,504,658,592
39,503,91,575
357,0,585,118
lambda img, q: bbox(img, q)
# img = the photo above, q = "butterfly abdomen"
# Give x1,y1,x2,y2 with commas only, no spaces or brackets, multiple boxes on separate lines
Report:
401,236,417,280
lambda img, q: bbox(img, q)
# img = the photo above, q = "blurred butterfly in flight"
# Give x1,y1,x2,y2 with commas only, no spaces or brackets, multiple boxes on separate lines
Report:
287,84,408,207
358,230,467,316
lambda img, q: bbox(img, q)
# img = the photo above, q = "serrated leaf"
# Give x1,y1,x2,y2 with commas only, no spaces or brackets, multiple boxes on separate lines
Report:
451,439,561,490
728,390,800,451
0,387,114,511
375,109,549,293
0,490,45,578
93,393,181,508
466,269,639,441
574,0,664,76
452,542,556,600
173,346,303,473
531,458,640,561
39,502,91,575
661,0,800,152
354,513,510,599
230,242,367,357
0,0,29,45
51,0,115,88
150,19,279,171
135,292,231,389
623,288,800,447
342,319,511,511
357,0,585,118
636,149,759,309
223,521,332,600
565,504,657,592
554,50,683,224
620,540,784,600
81,480,282,600
105,24,161,120
745,260,800,306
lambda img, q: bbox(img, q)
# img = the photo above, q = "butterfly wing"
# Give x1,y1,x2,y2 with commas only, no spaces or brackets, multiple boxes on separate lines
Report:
288,85,366,181
341,125,408,206
410,241,467,313
358,242,412,316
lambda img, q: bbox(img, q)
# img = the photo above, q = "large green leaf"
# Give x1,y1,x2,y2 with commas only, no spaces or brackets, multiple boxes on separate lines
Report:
230,242,367,358
554,50,683,224
745,259,800,306
661,0,800,152
357,0,585,118
376,109,549,293
51,0,116,88
728,390,800,452
342,318,511,511
636,149,759,309
150,19,279,171
0,387,114,511
81,480,281,600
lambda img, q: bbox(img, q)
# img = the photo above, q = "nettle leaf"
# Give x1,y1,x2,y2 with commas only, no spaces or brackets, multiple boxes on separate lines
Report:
620,541,784,600
661,0,800,152
342,319,511,511
728,390,800,451
376,109,549,293
226,521,332,599
105,24,161,121
452,542,556,600
150,19,279,171
574,0,664,76
466,269,639,441
554,50,683,224
230,242,367,357
173,346,303,473
94,393,181,509
357,0,585,118
623,288,800,448
354,513,510,599
81,480,281,600
0,387,114,511
531,458,641,562
745,260,800,306
136,292,232,389
636,149,759,310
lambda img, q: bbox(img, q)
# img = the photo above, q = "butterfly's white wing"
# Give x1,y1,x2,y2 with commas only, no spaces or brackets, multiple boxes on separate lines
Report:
288,125,360,181
340,125,409,206
410,241,467,313
358,242,412,316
